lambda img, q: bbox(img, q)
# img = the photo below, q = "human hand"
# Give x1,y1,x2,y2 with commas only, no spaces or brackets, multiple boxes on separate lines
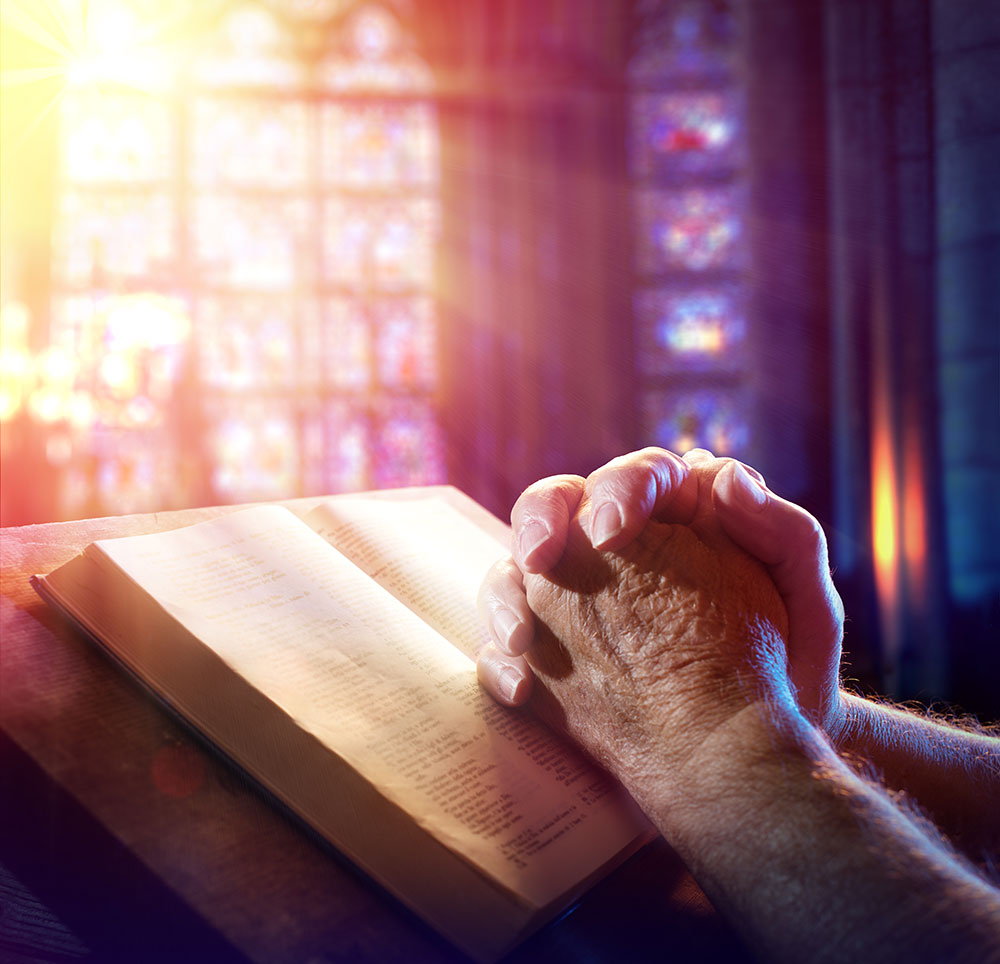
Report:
478,448,845,735
504,486,796,806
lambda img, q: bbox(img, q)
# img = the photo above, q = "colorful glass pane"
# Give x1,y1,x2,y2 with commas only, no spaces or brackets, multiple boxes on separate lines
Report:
322,199,438,290
53,193,174,282
630,92,743,179
629,1,738,84
47,0,445,514
373,400,445,488
193,196,311,289
321,103,438,188
635,289,746,372
374,299,436,391
194,6,305,88
47,294,191,438
324,402,372,492
192,98,309,187
642,389,750,457
324,299,372,391
636,188,743,273
319,6,433,92
62,426,176,518
301,411,326,496
49,294,111,360
297,302,324,389
60,91,171,183
208,401,299,502
197,298,300,390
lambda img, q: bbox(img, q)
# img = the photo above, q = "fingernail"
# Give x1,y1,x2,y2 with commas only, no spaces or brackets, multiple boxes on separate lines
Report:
731,462,768,512
498,665,527,703
518,520,550,565
494,607,521,655
591,501,623,548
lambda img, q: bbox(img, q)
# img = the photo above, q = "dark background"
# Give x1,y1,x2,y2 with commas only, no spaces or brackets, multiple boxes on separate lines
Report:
2,0,998,719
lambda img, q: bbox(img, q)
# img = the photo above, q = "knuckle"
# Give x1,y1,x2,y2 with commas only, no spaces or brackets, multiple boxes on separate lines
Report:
797,512,828,556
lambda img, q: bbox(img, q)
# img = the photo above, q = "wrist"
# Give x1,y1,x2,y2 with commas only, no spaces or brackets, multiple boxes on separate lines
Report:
631,698,827,842
821,688,851,747
828,690,873,754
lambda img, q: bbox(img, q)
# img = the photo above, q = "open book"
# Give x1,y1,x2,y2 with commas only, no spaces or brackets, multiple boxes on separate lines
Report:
32,486,652,962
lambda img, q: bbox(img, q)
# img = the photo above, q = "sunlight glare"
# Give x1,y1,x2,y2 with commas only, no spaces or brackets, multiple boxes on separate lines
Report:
63,1,172,91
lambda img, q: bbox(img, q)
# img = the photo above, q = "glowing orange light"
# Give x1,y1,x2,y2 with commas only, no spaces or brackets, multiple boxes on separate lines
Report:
669,322,724,353
902,425,928,597
871,383,900,642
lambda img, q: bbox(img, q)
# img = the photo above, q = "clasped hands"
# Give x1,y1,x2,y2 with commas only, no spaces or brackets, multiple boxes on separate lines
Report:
477,447,846,800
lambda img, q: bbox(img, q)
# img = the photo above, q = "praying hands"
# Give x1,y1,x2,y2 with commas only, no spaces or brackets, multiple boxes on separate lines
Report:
477,447,1000,962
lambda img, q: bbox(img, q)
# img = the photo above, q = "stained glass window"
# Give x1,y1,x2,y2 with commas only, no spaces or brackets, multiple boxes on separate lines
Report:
373,400,446,489
192,98,310,187
322,198,439,290
630,92,743,180
374,299,436,391
209,400,299,503
53,193,175,283
319,6,434,92
642,389,751,456
62,426,176,518
635,187,745,274
323,299,373,391
60,90,172,184
630,0,751,460
323,401,372,493
629,0,739,84
193,196,312,290
48,2,444,515
194,6,306,89
634,288,746,373
197,298,304,391
321,103,438,188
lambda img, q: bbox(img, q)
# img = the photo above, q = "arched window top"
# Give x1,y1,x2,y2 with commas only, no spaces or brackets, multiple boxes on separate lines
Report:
319,5,433,93
195,4,306,88
629,0,739,86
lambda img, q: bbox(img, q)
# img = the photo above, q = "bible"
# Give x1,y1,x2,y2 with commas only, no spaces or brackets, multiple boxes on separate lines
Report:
31,486,652,962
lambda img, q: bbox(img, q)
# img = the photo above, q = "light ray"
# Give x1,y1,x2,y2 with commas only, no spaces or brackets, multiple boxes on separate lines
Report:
1,0,74,58
44,0,85,52
55,0,88,50
5,83,70,159
1,65,69,88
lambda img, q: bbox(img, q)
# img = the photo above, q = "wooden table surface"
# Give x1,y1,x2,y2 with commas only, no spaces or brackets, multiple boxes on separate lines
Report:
0,494,751,963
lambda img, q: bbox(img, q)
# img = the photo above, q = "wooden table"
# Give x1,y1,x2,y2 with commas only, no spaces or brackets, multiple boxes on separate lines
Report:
0,498,750,963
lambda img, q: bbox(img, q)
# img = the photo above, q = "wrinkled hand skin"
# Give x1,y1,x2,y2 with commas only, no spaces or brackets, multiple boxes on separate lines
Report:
524,509,793,801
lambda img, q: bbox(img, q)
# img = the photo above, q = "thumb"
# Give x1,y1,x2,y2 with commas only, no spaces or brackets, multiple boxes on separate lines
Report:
712,460,844,667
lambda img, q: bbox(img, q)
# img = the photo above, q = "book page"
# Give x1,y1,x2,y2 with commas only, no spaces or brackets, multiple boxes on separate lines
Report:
80,506,645,907
304,495,509,661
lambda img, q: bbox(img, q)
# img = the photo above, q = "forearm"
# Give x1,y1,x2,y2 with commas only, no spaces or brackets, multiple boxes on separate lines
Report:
630,703,1000,964
834,691,1000,860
